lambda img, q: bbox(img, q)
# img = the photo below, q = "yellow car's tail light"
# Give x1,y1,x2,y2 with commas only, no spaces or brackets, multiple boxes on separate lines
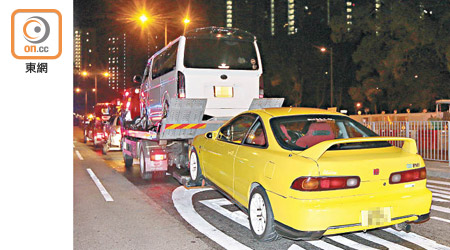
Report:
389,167,426,184
291,176,361,191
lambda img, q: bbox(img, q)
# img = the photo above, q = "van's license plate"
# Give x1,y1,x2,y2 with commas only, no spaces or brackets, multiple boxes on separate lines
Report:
361,207,391,227
214,86,233,98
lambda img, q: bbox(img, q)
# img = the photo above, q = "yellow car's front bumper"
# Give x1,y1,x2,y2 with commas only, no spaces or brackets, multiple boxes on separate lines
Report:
269,185,432,240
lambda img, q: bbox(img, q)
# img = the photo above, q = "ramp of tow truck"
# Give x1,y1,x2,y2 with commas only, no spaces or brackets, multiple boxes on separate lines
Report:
159,98,284,140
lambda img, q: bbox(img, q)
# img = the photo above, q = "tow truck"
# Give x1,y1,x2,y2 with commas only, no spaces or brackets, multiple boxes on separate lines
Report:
121,98,283,182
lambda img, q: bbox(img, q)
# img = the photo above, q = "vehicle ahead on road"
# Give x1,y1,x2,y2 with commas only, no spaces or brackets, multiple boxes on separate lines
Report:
137,26,264,129
189,107,432,241
102,115,122,155
84,103,112,147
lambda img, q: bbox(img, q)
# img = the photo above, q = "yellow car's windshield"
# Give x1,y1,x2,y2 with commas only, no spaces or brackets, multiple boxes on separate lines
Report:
270,115,389,150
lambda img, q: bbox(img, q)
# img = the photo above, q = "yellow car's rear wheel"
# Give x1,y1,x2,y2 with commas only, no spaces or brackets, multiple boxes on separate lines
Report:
249,186,280,241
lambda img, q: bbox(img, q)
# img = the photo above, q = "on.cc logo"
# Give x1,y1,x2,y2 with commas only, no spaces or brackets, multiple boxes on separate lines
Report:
23,16,50,44
11,9,61,59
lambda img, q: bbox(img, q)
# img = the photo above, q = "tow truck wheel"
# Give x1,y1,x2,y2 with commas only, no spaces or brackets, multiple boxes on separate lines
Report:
123,140,133,169
139,148,152,180
102,142,108,155
189,148,203,185
162,101,169,119
83,130,87,143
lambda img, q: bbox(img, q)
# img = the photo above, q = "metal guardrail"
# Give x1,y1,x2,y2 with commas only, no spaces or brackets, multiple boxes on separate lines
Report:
364,121,450,165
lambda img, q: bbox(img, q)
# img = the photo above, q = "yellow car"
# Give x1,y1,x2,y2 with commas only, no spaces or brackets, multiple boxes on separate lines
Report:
189,107,431,241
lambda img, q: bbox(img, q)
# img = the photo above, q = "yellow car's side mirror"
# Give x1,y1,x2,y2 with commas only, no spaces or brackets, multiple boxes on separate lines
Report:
205,131,218,139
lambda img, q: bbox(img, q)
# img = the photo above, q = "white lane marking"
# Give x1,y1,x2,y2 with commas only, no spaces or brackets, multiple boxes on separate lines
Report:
431,216,450,224
429,189,450,199
433,197,450,203
327,235,378,250
354,232,411,250
427,180,450,187
384,228,450,250
199,198,250,229
75,150,84,160
431,205,450,215
86,168,113,202
428,184,450,192
307,240,344,250
172,187,251,250
173,187,450,250
287,244,308,250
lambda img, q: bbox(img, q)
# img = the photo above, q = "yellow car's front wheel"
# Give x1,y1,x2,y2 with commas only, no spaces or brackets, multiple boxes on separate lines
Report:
249,186,280,242
189,148,203,185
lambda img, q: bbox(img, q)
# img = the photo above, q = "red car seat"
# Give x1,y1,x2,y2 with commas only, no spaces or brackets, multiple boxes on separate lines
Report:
295,123,334,148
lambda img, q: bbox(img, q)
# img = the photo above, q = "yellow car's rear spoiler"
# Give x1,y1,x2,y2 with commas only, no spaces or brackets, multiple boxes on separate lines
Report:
299,137,418,162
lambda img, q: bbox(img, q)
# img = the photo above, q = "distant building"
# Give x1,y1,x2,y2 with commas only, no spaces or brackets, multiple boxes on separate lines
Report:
74,28,98,74
106,33,127,91
221,0,356,37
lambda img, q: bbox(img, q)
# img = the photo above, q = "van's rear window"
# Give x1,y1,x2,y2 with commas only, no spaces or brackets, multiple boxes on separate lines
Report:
184,38,259,70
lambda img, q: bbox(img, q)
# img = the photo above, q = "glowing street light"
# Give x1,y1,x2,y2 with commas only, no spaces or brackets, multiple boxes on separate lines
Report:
319,46,334,107
183,17,191,36
80,71,110,105
75,88,96,116
139,14,148,23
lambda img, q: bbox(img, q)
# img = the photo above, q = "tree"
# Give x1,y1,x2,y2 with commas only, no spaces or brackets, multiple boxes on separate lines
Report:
330,0,450,113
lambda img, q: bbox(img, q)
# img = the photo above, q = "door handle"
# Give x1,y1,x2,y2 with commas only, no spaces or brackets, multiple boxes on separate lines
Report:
228,151,234,156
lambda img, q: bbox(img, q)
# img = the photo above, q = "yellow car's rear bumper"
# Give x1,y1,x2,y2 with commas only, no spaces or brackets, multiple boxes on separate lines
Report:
269,187,432,240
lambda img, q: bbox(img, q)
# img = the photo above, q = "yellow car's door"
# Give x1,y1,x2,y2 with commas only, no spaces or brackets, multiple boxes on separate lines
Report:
202,139,239,195
233,118,268,206
202,114,258,197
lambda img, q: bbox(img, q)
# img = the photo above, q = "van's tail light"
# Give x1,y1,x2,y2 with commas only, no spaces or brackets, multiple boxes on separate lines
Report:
291,176,360,191
94,132,104,139
259,75,264,99
389,167,426,184
177,71,186,98
150,149,167,161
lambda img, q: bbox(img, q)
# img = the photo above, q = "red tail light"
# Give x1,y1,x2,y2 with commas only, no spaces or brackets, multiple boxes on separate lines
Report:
150,149,167,161
259,75,264,98
389,167,426,184
177,71,186,98
291,176,360,191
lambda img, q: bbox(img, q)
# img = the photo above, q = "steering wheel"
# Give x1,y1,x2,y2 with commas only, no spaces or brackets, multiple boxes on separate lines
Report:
287,130,303,143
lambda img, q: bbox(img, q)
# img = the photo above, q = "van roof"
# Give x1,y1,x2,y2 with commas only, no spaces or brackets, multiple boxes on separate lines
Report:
185,26,256,42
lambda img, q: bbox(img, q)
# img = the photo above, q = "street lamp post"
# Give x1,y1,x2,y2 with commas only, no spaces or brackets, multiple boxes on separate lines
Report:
76,88,95,116
138,13,190,48
81,71,109,106
320,47,334,107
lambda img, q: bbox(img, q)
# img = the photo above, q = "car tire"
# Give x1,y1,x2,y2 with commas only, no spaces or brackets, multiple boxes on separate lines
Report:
102,142,108,155
162,101,169,119
139,148,152,180
248,186,280,242
189,148,203,185
83,130,87,143
123,140,133,169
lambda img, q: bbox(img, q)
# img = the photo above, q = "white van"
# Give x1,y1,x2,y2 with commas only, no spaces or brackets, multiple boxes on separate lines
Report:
138,27,264,127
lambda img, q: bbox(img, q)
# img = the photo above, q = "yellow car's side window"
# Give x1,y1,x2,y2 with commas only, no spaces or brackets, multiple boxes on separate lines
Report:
244,120,267,147
218,114,257,144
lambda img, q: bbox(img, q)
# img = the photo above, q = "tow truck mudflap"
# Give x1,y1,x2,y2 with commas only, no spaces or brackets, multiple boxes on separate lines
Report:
158,98,284,140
